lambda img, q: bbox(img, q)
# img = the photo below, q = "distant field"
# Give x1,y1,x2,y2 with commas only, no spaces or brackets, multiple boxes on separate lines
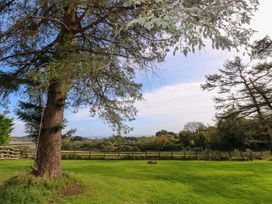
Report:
0,160,272,204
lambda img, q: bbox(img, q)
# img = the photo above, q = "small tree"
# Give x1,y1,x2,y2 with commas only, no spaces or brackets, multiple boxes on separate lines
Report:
16,100,77,143
184,122,206,133
215,116,249,151
15,101,43,143
0,114,13,145
178,130,194,148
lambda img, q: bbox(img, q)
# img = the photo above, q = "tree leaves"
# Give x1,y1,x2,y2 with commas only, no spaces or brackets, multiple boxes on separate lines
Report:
0,0,259,133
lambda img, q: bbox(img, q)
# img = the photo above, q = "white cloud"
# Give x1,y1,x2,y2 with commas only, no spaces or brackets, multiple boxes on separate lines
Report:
129,82,216,135
250,0,272,39
67,108,93,121
65,82,216,136
137,82,215,119
11,120,26,136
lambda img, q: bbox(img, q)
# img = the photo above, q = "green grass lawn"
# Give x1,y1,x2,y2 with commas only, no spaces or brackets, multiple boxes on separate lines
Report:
0,160,272,204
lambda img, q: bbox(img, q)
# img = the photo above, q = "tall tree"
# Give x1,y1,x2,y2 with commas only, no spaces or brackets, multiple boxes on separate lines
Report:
0,0,258,178
202,57,265,119
202,37,272,120
202,36,272,150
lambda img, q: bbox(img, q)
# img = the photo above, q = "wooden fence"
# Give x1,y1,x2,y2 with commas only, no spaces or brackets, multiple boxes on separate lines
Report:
0,146,21,160
19,149,272,161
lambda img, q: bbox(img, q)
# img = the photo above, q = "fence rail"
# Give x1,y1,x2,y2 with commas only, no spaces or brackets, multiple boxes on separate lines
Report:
18,149,272,161
0,146,21,160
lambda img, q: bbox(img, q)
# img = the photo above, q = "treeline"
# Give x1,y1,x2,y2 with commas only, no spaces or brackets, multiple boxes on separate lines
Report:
62,118,272,152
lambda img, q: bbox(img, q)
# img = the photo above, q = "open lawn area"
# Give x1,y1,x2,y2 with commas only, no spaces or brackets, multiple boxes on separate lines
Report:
0,160,272,204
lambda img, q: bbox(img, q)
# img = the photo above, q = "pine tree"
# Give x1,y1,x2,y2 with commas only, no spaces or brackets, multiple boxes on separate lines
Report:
202,36,272,120
0,114,13,145
15,101,43,143
202,36,272,150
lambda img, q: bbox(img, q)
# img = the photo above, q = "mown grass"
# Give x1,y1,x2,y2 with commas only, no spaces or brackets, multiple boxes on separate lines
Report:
0,160,272,204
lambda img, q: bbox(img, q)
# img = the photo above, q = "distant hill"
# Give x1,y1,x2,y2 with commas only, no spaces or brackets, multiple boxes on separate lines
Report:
10,136,33,142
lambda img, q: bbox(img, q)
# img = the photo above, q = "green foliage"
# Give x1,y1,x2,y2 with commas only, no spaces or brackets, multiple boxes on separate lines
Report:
15,101,43,142
16,100,77,142
155,130,177,137
184,121,206,133
61,117,272,152
154,134,177,151
178,130,194,148
0,114,13,145
214,116,248,150
0,0,259,133
0,171,81,204
202,36,272,149
202,36,272,121
178,122,209,149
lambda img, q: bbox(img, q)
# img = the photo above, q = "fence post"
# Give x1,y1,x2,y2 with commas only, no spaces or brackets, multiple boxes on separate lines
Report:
228,151,232,161
240,151,244,160
26,149,29,159
171,152,173,159
250,149,253,160
145,151,147,159
207,150,210,160
73,149,76,159
89,150,91,160
183,150,186,160
104,149,106,159
158,151,161,160
195,150,198,160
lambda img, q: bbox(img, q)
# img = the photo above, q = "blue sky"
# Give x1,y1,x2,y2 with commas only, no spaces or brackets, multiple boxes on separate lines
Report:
10,0,272,137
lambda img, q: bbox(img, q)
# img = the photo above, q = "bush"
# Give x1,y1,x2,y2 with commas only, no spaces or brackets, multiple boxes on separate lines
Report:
0,172,82,204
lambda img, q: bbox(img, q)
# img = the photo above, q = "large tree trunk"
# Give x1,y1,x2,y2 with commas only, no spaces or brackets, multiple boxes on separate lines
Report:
34,81,67,178
33,1,77,178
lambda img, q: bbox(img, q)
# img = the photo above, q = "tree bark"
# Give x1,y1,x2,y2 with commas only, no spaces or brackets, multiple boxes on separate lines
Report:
32,1,76,178
34,81,67,178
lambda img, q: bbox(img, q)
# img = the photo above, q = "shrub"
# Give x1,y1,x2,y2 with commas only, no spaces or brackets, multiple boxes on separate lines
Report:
0,172,82,204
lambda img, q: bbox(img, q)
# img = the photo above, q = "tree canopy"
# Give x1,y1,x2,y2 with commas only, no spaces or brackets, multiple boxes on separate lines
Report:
202,36,272,120
0,0,258,132
202,36,272,149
